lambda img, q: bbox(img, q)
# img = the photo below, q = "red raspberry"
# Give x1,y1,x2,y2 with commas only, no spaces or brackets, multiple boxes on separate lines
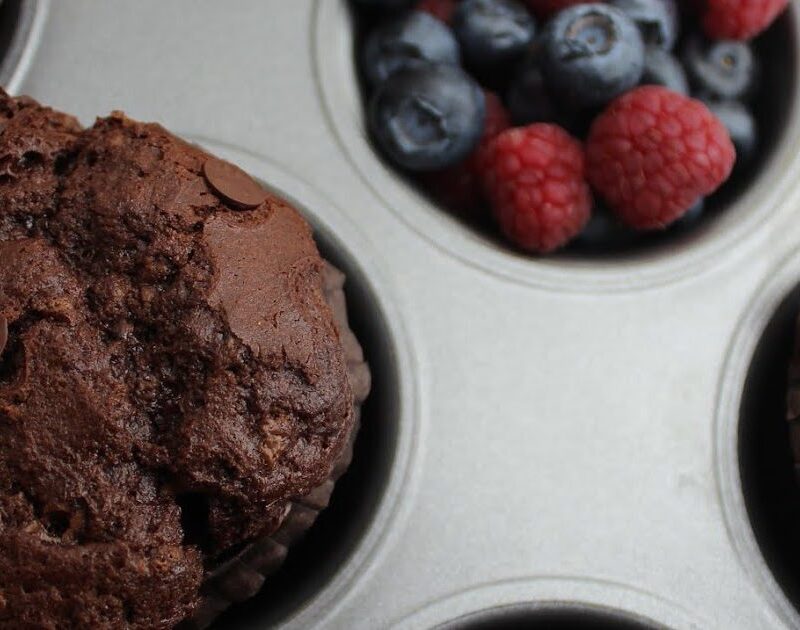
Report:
586,86,735,230
416,0,459,24
702,0,788,41
523,0,598,19
422,91,510,213
478,124,592,253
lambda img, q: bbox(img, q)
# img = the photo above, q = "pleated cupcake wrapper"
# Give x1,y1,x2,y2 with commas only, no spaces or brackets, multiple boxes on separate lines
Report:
183,262,370,629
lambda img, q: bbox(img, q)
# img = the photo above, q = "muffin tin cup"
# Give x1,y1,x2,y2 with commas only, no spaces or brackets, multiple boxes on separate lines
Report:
18,2,800,628
312,0,800,293
391,578,705,630
715,246,800,630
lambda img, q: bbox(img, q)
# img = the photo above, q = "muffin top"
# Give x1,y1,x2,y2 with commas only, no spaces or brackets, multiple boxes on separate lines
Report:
0,91,354,629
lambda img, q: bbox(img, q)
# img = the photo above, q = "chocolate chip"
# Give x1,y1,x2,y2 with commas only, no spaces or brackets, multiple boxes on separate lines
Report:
0,316,6,356
203,157,267,210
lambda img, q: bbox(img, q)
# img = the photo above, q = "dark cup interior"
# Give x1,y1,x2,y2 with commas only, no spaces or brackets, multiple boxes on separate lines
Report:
0,0,35,84
738,283,800,612
211,222,404,628
0,1,25,58
441,605,664,629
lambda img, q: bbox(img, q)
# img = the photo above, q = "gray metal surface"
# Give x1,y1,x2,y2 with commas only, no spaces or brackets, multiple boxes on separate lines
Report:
10,0,800,628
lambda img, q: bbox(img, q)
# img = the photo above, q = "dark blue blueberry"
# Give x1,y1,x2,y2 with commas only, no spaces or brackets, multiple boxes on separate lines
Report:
607,0,678,50
369,64,486,171
506,53,559,125
702,98,757,166
640,46,688,93
362,11,460,87
541,4,645,109
452,0,536,78
353,0,415,11
682,35,755,100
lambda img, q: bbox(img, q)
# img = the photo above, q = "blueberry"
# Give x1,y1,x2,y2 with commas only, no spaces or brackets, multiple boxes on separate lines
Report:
506,53,559,125
369,64,486,171
353,0,416,11
640,46,688,93
607,0,678,50
702,99,757,166
682,35,755,100
362,11,460,87
541,4,645,109
452,0,536,79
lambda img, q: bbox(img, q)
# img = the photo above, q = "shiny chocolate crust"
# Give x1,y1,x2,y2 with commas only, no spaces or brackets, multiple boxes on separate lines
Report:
0,90,365,629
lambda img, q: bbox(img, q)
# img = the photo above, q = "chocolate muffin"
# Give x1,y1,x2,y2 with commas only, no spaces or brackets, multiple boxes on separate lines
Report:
0,90,370,629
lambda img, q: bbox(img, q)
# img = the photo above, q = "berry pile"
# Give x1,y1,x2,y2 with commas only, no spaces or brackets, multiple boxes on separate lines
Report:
354,0,789,254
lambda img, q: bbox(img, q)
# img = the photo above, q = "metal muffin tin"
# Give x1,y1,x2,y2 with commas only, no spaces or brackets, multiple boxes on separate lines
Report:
11,0,800,628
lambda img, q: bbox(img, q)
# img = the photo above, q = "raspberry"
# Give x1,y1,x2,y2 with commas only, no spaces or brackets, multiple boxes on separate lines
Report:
416,0,459,24
422,91,510,212
586,86,735,230
524,0,599,19
702,0,788,41
478,124,592,252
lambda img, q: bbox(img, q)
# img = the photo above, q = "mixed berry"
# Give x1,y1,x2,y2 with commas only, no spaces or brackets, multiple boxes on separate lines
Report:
353,0,790,254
